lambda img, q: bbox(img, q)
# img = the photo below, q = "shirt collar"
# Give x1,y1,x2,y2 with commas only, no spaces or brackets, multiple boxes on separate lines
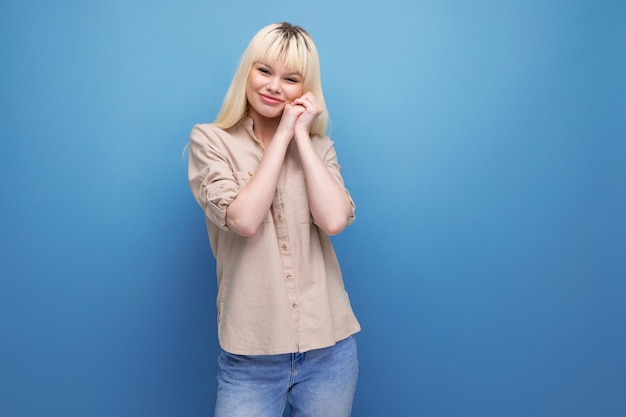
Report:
242,116,263,145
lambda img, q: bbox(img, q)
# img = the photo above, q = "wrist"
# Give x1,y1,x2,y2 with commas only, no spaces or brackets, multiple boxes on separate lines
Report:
273,127,295,143
294,126,310,138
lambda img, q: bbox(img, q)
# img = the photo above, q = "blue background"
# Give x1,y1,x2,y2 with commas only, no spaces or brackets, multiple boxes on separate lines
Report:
1,0,625,416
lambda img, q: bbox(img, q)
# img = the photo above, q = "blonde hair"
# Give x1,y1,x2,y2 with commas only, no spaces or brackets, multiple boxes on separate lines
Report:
214,22,329,136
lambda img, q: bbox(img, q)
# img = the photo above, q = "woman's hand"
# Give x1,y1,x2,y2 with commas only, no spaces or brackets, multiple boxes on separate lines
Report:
274,100,306,140
292,92,323,134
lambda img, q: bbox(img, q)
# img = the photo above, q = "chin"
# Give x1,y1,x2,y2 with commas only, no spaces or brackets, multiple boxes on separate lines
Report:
260,109,284,119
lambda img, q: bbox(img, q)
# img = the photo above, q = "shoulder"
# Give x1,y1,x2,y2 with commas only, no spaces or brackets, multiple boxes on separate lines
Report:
191,122,249,141
190,123,225,140
189,123,233,148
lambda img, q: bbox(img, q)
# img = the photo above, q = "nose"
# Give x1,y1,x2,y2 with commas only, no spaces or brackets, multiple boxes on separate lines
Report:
267,77,280,93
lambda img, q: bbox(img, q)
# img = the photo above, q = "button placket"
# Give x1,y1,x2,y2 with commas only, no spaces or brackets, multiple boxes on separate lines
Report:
273,190,300,326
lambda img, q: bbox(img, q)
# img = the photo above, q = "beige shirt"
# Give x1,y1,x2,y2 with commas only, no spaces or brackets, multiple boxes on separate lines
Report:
188,118,361,355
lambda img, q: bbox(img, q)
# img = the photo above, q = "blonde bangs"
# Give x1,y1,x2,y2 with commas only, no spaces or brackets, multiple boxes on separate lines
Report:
250,29,314,81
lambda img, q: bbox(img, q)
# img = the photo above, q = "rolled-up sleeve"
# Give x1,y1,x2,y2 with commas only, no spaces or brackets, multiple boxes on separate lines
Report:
318,137,357,225
188,124,239,231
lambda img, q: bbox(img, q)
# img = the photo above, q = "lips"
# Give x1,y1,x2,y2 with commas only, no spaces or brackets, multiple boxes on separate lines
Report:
260,94,283,105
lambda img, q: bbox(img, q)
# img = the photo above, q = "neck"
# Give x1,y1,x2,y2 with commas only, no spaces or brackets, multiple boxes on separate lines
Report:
249,111,280,147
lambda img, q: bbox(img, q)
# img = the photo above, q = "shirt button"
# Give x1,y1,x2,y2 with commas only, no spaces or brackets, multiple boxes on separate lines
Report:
286,274,292,280
282,244,288,251
248,171,253,177
276,213,282,220
292,303,298,309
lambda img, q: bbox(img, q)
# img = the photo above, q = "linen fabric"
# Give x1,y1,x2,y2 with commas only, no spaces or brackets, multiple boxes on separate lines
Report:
188,118,360,355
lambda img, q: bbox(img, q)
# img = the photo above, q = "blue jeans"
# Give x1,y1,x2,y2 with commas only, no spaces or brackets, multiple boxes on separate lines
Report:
215,336,358,417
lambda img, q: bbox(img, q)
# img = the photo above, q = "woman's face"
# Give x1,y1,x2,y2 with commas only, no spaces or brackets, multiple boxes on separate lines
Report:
246,59,304,120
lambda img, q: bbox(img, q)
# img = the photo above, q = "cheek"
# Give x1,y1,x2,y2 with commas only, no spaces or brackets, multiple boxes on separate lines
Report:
246,71,263,90
246,77,256,92
245,76,259,100
287,85,304,100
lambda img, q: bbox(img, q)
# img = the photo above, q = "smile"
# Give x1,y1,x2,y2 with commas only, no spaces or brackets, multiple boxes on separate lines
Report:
260,94,283,105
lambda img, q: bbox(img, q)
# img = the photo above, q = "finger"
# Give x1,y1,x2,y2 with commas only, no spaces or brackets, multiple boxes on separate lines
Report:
293,98,315,113
301,92,319,106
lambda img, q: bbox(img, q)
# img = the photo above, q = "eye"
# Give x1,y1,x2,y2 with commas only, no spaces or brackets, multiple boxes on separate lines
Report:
285,77,300,83
257,67,270,75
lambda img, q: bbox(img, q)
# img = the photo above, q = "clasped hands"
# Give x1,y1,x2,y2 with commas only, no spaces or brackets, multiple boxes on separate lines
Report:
277,92,322,139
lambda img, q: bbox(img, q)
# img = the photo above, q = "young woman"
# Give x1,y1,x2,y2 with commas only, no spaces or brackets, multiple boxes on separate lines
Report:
188,22,360,417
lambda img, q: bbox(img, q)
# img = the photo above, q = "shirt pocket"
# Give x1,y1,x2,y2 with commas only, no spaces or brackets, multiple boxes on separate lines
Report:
234,170,253,186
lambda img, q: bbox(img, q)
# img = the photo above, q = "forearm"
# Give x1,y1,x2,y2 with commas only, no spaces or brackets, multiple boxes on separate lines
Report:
294,130,353,235
226,137,290,236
